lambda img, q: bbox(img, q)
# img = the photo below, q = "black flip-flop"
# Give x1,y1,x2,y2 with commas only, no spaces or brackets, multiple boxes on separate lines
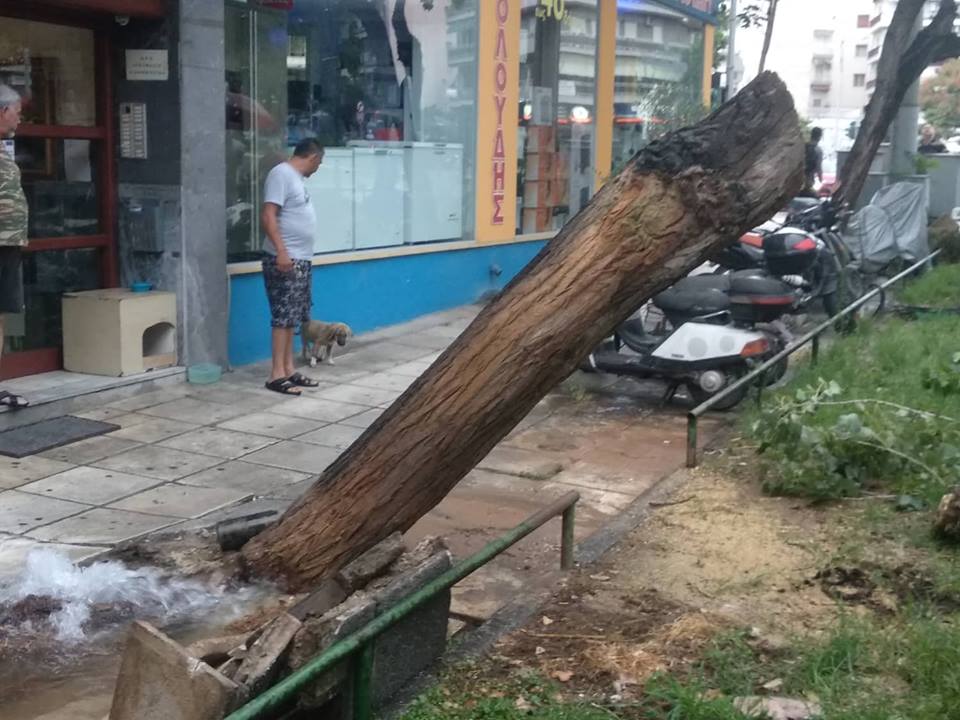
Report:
264,378,302,396
0,391,29,409
288,372,321,388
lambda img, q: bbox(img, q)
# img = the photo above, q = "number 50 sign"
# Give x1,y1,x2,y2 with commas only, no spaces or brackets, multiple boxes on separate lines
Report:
536,0,568,21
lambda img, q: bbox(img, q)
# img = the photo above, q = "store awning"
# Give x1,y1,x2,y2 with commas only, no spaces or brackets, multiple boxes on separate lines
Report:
31,0,166,18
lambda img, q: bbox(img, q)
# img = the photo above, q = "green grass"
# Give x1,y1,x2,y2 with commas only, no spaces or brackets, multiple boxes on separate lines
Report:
405,614,960,720
899,263,960,308
400,673,619,720
784,315,960,419
672,613,960,720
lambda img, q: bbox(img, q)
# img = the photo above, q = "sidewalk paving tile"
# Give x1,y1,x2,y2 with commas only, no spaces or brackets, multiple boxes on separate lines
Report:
243,440,342,474
478,446,565,480
0,456,75,490
105,387,191,412
348,343,433,364
94,446,223,481
418,325,465,340
0,535,107,581
39,436,143,465
345,372,416,393
28,507,181,544
17,466,161,505
218,411,327,439
178,460,311,494
388,360,433,378
185,386,288,412
157,427,277,459
295,423,366,451
108,414,200,443
269,397,373,423
265,476,315,500
0,490,91,534
138,397,248,425
74,406,132,422
315,384,400,408
108,483,251,518
386,333,452,351
338,408,384,429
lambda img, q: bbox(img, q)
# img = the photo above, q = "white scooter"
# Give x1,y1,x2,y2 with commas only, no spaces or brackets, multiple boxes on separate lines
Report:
583,271,799,410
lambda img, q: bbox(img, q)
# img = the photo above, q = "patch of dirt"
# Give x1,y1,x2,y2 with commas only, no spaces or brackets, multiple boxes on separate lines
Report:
490,451,846,700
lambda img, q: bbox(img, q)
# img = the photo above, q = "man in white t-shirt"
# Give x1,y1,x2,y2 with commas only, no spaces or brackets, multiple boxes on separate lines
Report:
261,138,324,395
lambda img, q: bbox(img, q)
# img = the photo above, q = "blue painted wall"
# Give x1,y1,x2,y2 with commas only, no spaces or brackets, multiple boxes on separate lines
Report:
228,240,547,367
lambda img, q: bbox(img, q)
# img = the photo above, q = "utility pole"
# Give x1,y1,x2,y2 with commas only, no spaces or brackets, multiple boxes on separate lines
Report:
726,0,739,97
890,9,924,176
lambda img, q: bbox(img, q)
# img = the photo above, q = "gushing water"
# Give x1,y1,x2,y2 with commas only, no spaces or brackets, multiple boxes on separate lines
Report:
0,549,256,642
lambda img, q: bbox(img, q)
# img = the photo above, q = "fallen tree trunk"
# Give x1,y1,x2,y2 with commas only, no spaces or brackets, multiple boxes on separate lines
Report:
243,72,803,590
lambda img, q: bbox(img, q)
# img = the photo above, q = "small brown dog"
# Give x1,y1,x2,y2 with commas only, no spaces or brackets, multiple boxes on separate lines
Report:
301,321,352,366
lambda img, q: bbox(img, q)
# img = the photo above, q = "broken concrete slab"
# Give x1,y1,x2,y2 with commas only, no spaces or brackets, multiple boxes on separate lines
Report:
335,532,405,592
288,592,377,709
184,633,251,668
232,612,302,697
289,577,350,622
478,446,564,480
109,621,242,720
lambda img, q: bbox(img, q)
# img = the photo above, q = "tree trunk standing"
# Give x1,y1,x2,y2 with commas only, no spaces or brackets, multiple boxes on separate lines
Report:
838,0,959,207
757,0,778,74
242,73,804,591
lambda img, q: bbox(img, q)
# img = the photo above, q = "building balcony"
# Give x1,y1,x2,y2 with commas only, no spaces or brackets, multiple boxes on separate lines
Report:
810,81,832,92
868,46,880,58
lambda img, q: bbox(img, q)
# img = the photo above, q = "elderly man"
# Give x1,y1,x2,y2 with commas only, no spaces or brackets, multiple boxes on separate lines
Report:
0,84,27,408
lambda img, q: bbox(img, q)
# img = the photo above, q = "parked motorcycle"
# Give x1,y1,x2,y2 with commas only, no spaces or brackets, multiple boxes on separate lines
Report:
583,203,832,411
711,197,844,314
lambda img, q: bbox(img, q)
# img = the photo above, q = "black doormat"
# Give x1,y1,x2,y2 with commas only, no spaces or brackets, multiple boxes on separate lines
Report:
0,416,120,458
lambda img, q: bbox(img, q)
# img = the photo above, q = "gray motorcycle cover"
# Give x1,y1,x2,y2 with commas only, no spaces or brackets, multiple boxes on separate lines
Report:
844,182,930,273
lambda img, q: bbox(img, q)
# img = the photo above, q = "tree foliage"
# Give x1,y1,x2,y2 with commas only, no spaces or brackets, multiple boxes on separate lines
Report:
921,58,960,132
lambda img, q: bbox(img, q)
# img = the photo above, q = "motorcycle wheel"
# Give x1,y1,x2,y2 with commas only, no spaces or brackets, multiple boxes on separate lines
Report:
765,355,789,386
686,378,749,412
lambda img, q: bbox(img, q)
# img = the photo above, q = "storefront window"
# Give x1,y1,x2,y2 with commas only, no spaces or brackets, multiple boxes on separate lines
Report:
516,0,598,236
611,1,706,173
0,19,97,127
225,0,478,262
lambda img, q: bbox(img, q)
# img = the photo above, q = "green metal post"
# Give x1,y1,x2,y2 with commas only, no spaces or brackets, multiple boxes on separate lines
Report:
561,504,576,570
755,371,765,409
686,414,698,468
352,641,375,720
811,334,820,366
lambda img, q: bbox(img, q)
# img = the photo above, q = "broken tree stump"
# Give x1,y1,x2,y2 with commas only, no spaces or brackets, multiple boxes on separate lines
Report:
243,72,803,590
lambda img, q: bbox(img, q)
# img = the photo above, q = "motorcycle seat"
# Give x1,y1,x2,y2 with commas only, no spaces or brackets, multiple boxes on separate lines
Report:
653,286,731,316
672,274,731,293
729,270,794,297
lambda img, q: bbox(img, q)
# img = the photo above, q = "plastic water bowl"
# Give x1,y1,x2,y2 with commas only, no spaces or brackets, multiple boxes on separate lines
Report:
187,363,222,385
131,282,153,293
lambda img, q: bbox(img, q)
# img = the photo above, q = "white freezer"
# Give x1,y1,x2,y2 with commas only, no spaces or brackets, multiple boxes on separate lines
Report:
404,142,463,244
305,147,355,253
352,146,405,249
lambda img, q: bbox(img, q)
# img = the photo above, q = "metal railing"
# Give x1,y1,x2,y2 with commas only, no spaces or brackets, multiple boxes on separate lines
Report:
225,491,580,720
686,251,940,468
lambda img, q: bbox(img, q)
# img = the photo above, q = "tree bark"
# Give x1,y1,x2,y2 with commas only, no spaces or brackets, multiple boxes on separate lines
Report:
242,72,804,591
757,0,778,74
838,0,959,207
